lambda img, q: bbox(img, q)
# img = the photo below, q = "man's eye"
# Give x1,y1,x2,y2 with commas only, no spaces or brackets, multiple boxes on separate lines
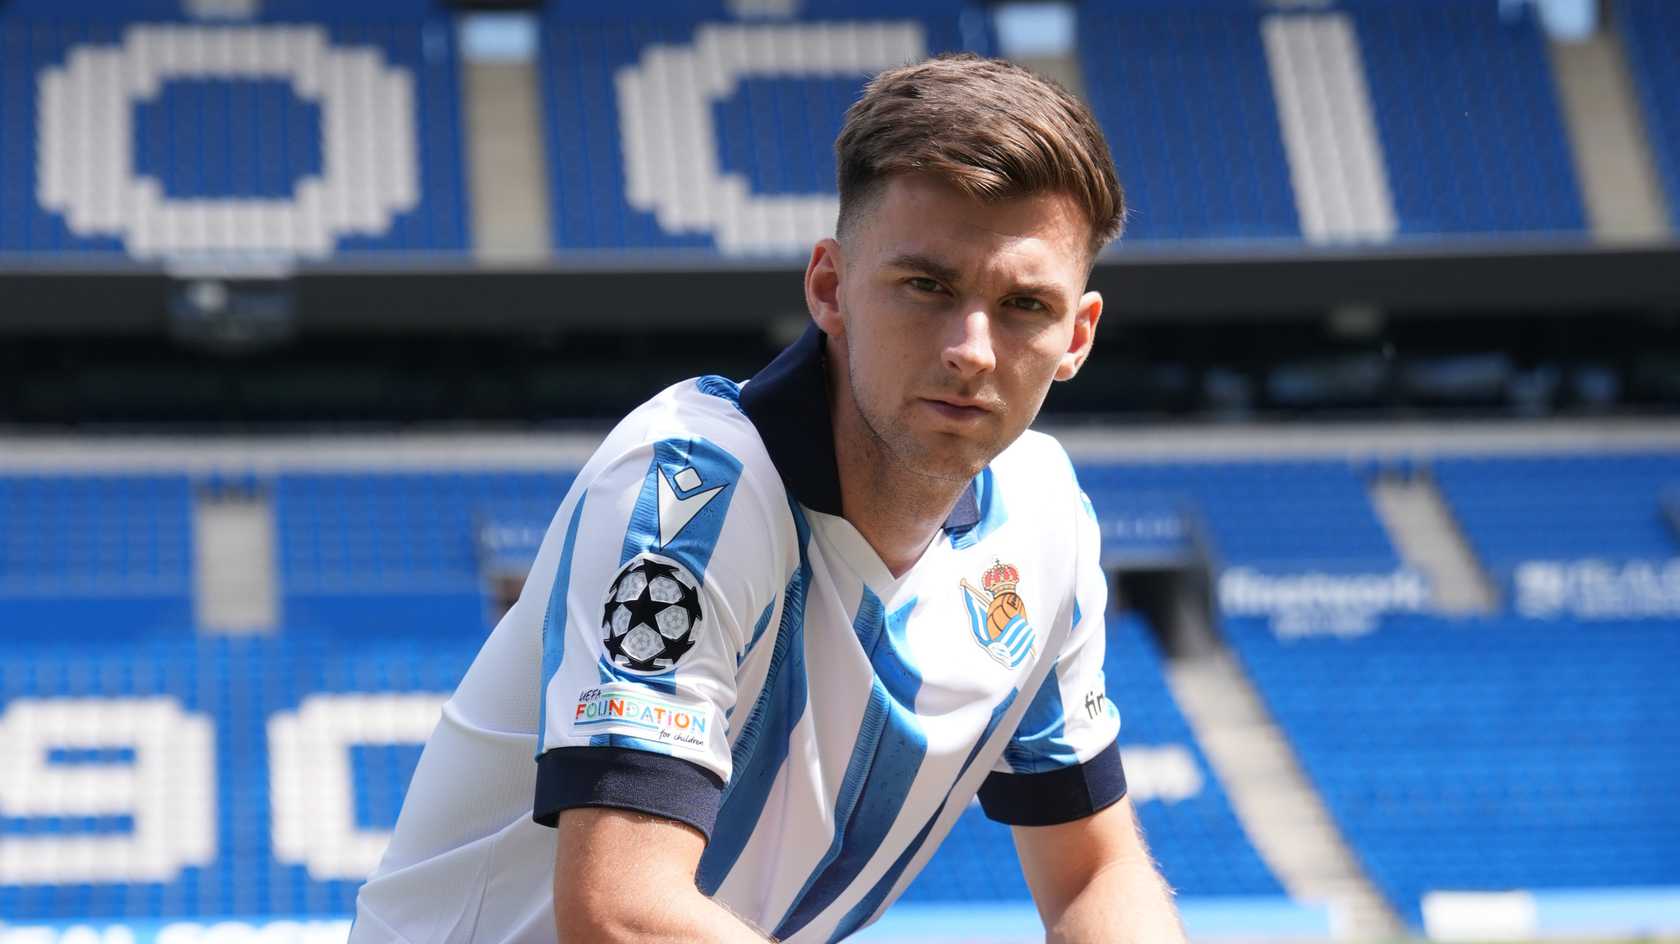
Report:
1009,297,1047,312
908,277,943,293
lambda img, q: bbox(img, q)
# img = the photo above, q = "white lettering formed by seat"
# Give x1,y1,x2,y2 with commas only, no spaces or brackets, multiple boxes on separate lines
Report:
36,25,419,258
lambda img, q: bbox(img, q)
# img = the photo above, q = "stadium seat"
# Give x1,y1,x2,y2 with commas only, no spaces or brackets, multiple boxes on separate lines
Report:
0,629,478,922
275,469,572,635
0,473,194,635
1224,612,1680,926
1432,451,1680,580
1076,2,1301,243
1076,0,1586,244
1340,0,1586,237
1080,459,1401,573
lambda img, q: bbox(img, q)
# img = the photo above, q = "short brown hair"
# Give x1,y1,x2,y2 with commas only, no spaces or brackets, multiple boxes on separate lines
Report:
835,53,1125,259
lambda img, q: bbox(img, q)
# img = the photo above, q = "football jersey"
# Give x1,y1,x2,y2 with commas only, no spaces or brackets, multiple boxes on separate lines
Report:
352,325,1125,944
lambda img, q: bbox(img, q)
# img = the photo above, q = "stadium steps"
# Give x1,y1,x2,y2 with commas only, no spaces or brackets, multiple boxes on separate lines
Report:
193,484,278,633
1367,472,1497,613
1164,650,1403,939
1260,11,1397,243
464,54,553,262
1545,27,1672,240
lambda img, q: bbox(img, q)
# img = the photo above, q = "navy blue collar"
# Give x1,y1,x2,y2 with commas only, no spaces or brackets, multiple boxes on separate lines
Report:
739,323,980,532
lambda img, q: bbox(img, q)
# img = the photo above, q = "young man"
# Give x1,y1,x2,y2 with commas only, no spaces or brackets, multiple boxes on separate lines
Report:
353,55,1187,943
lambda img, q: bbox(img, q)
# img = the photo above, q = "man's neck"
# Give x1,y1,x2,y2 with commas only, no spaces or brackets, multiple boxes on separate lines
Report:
831,404,966,579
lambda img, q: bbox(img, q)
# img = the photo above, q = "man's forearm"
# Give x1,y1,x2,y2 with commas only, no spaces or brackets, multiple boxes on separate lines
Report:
1044,856,1187,944
552,807,775,944
556,883,773,944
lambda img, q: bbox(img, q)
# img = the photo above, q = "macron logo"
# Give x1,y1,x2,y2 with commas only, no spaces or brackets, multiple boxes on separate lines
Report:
656,465,725,548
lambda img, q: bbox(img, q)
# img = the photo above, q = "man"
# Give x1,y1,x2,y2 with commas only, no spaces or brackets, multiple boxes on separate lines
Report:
353,54,1186,943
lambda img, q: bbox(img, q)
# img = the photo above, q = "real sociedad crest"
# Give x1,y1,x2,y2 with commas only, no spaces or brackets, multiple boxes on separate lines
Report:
960,559,1036,668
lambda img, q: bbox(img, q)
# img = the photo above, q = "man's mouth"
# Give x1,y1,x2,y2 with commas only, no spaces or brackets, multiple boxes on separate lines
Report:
920,396,994,421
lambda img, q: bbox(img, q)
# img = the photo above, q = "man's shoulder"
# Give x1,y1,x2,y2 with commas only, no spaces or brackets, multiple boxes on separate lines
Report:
630,373,754,432
597,375,779,483
580,375,796,559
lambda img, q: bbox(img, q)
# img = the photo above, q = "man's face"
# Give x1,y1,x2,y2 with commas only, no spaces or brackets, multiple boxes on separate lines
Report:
813,172,1103,485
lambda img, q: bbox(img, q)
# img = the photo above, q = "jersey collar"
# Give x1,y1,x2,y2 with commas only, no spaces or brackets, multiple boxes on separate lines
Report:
740,323,980,532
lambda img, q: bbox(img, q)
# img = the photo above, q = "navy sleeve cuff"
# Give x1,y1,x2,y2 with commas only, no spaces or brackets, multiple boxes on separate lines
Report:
533,746,725,839
976,740,1127,826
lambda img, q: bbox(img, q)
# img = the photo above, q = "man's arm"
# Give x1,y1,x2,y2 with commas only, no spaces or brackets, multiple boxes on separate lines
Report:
552,807,773,943
1012,795,1187,944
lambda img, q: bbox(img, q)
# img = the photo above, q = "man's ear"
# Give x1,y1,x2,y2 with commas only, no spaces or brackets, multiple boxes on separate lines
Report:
1055,290,1103,381
805,238,845,337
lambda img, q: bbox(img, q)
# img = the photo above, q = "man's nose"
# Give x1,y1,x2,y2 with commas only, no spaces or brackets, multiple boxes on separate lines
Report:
943,308,997,378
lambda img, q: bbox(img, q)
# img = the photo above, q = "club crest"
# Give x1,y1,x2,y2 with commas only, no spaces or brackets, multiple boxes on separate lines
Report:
960,559,1036,668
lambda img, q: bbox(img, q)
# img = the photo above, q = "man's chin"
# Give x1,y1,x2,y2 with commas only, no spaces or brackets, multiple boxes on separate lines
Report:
903,440,994,484
874,421,1001,484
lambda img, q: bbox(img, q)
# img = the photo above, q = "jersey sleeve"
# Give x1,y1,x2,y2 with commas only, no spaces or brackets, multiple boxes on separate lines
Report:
977,486,1126,826
529,435,782,839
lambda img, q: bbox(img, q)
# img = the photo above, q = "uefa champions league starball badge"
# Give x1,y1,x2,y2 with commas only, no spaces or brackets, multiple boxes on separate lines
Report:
601,556,704,674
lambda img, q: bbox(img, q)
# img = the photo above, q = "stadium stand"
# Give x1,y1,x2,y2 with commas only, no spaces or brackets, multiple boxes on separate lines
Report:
1341,0,1586,237
8,446,1679,934
908,609,1283,903
0,473,193,635
0,0,469,257
1080,460,1401,573
1076,2,1301,243
257,455,1419,916
5,0,1677,934
1432,451,1680,577
1224,611,1680,927
274,469,573,635
539,0,990,255
1616,0,1680,231
0,628,477,923
1077,0,1585,243
0,460,1290,927
541,0,1591,254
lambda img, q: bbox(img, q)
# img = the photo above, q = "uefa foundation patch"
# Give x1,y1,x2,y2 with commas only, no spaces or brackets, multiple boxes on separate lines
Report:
570,683,714,757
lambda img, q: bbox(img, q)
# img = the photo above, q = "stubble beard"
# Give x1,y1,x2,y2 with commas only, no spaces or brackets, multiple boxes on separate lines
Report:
844,349,995,492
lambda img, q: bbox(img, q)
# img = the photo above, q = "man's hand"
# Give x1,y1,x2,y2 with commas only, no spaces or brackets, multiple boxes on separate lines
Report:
553,807,772,943
1012,796,1188,944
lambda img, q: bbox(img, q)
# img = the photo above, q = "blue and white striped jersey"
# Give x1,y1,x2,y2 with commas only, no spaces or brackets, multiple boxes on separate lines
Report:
353,326,1124,944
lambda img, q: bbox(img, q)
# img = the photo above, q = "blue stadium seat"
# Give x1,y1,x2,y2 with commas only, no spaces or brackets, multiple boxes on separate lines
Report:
1341,0,1586,237
1076,2,1301,243
0,0,468,257
1077,0,1586,244
275,469,573,634
1080,459,1400,573
0,630,479,922
0,473,193,634
1225,612,1680,927
1432,451,1680,579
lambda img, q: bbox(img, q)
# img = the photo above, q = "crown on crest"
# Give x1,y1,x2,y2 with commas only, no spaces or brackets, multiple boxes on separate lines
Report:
982,559,1019,594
